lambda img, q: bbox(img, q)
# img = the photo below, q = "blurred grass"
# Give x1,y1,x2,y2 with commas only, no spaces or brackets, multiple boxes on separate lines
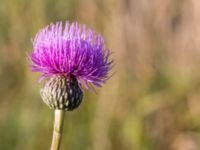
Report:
1,0,200,150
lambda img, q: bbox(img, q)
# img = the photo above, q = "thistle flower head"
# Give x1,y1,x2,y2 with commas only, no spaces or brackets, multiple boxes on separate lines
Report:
29,21,113,89
28,21,113,110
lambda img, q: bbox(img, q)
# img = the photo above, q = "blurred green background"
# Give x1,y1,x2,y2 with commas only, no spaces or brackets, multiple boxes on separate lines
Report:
1,0,200,149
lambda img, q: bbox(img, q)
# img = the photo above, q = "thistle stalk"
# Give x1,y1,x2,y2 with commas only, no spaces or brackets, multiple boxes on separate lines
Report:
50,110,65,150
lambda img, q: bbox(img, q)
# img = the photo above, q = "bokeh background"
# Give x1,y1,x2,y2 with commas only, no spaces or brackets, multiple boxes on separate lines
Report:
1,0,200,149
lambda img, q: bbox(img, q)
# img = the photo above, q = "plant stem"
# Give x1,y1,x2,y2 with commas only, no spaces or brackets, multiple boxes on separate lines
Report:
50,109,65,150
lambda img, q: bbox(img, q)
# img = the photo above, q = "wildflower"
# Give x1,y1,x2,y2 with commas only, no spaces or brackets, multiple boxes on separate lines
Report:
29,21,113,110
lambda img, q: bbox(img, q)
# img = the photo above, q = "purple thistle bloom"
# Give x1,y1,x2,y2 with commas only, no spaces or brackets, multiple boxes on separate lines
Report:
29,21,113,90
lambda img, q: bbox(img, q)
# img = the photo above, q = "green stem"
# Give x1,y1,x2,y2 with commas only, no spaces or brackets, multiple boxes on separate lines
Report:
50,109,65,150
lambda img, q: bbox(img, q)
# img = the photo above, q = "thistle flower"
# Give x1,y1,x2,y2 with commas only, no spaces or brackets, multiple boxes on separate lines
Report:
28,21,113,111
28,21,113,150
